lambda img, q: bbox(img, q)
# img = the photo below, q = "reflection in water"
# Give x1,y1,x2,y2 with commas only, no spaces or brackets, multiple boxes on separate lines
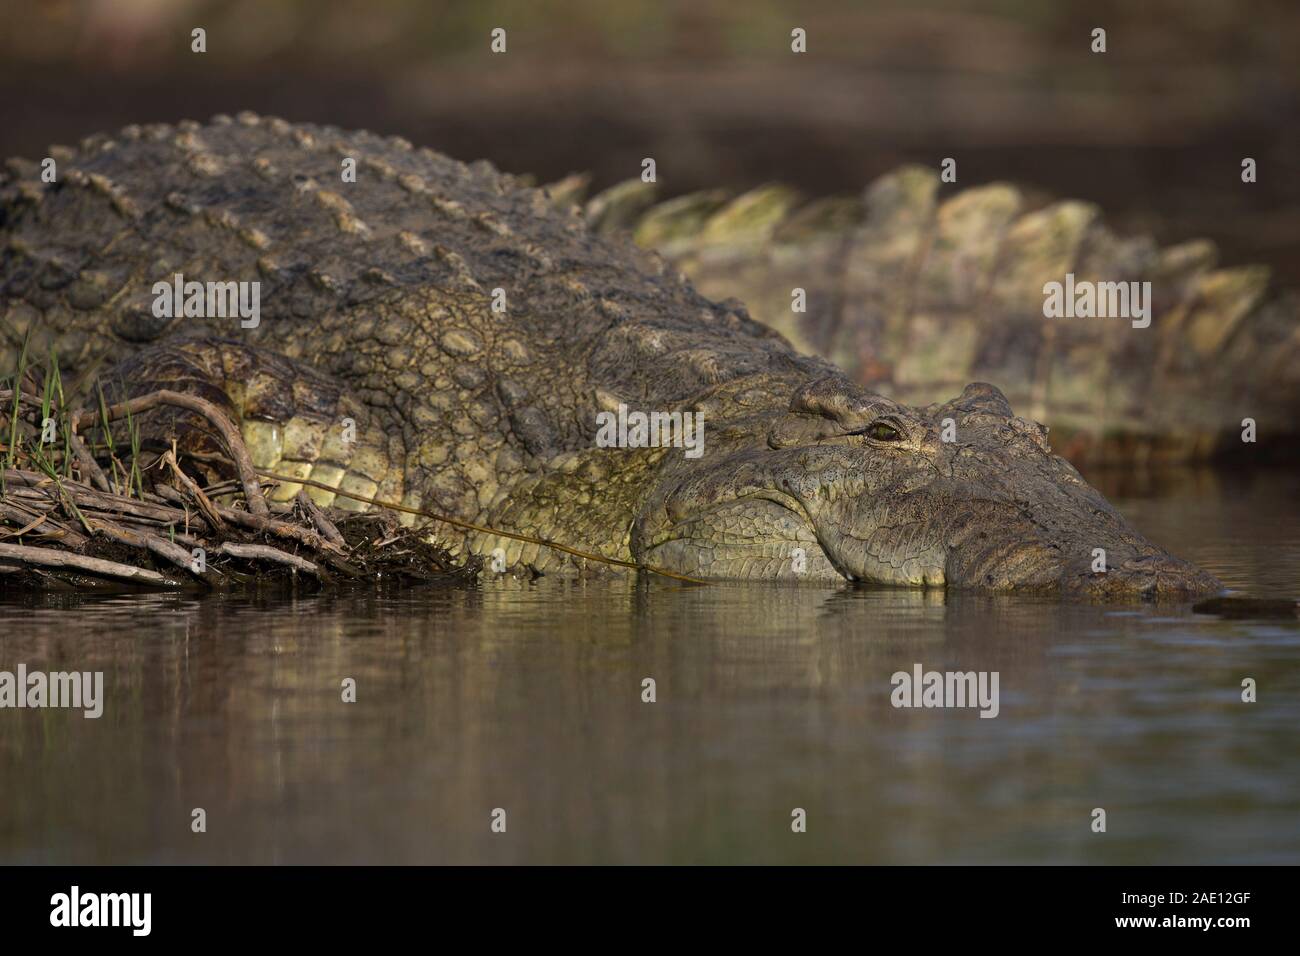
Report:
1,468,1297,864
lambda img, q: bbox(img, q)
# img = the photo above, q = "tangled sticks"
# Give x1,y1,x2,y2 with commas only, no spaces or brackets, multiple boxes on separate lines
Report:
0,373,472,590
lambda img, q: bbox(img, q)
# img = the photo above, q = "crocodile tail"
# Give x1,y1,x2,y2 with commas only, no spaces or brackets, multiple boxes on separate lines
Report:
555,168,1299,463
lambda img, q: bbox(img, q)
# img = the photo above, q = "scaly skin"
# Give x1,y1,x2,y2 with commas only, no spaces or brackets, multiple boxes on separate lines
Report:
567,170,1300,465
0,115,1220,596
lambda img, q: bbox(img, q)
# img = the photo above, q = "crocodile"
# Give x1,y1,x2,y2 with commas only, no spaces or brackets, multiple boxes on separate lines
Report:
561,171,1300,465
0,115,1220,596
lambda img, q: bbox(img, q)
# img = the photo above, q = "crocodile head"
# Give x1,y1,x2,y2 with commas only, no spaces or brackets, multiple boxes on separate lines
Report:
631,375,1221,598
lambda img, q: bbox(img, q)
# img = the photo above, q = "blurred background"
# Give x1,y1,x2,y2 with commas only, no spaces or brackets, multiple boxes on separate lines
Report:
1,0,1297,279
3,3,1299,869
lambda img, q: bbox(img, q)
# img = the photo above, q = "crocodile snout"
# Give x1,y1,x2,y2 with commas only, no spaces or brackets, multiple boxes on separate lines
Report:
1063,553,1222,599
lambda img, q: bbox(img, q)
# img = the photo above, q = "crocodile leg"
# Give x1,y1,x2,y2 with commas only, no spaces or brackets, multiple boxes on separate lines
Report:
102,337,406,513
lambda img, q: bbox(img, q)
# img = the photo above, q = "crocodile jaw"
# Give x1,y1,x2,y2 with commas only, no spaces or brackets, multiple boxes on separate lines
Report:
630,379,1222,598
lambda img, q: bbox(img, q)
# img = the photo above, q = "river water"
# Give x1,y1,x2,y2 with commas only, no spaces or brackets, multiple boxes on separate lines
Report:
1,466,1296,864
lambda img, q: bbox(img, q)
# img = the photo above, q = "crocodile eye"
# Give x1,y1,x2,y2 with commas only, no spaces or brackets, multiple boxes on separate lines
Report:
866,421,901,441
848,420,903,442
